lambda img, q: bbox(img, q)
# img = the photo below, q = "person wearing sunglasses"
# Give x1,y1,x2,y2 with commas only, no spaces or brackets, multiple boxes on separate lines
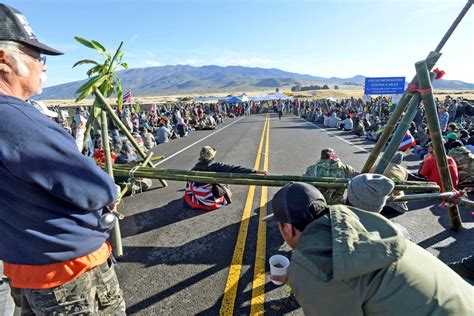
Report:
0,4,125,314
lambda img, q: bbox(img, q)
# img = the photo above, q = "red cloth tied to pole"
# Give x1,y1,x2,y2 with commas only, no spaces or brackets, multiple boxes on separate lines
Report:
407,83,432,95
433,68,445,80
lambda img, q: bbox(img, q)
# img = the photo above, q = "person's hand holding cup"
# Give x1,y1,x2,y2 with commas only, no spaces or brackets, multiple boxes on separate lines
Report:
269,254,290,285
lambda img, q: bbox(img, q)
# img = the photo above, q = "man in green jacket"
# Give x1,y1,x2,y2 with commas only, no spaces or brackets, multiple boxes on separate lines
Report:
304,148,358,204
264,182,473,315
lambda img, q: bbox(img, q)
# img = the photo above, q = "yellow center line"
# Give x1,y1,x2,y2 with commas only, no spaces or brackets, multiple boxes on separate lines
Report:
220,116,268,315
250,115,270,315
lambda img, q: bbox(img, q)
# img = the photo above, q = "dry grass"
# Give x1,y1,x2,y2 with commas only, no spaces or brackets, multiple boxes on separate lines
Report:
42,88,474,107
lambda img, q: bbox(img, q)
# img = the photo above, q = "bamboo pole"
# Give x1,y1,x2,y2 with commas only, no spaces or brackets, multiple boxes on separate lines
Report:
415,61,463,230
114,167,435,185
434,0,474,53
151,156,165,162
81,107,97,152
142,152,154,168
389,192,474,208
373,72,436,174
112,166,440,192
100,109,123,257
92,88,168,188
361,51,441,173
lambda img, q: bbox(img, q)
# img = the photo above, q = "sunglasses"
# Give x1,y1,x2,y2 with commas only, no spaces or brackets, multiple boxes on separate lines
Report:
14,50,46,66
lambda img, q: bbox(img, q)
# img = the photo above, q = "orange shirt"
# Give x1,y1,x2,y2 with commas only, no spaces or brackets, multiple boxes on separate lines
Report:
4,241,111,289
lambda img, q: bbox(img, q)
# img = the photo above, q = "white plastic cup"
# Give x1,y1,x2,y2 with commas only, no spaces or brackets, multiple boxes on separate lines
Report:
269,254,290,285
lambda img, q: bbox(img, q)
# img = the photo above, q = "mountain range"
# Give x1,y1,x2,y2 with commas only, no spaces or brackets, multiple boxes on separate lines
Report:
38,65,474,100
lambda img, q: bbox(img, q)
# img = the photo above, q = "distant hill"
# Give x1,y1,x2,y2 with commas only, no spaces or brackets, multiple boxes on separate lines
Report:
37,65,474,100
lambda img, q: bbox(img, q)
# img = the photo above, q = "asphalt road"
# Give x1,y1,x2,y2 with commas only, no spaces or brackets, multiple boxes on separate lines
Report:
116,113,474,315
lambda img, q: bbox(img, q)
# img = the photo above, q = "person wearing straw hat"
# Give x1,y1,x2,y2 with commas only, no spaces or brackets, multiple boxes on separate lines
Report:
184,146,267,211
0,4,125,314
264,182,473,316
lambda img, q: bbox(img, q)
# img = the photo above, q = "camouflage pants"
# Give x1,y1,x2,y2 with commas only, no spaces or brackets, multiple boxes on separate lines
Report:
10,258,126,315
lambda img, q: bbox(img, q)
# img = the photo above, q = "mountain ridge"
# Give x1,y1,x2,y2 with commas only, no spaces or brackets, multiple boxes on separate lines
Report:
38,65,474,100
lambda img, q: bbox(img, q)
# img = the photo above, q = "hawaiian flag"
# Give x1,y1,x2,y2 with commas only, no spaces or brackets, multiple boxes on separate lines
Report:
122,91,132,104
398,131,416,151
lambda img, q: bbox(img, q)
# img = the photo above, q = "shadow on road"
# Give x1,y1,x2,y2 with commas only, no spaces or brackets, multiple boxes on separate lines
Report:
121,204,300,315
420,202,474,264
120,198,206,238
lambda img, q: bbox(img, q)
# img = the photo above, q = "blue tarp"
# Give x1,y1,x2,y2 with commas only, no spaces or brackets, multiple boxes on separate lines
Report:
220,96,242,103
250,93,292,102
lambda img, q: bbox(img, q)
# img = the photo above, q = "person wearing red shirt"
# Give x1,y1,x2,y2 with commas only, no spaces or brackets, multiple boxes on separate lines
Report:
419,146,458,190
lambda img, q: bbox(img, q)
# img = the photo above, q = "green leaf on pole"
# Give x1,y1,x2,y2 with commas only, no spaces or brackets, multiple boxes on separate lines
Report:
74,36,96,49
75,75,109,102
90,40,110,57
72,59,99,68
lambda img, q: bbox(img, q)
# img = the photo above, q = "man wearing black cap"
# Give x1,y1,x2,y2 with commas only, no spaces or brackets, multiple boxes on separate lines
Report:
265,182,473,315
0,4,125,314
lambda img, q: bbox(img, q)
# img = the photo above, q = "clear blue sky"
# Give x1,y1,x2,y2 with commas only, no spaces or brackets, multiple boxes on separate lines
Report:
9,0,474,87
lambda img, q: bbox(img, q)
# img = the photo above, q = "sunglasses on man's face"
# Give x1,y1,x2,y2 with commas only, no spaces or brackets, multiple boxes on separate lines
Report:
15,50,46,66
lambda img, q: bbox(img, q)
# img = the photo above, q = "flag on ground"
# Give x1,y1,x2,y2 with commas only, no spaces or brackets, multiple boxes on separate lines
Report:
398,132,416,151
123,91,132,104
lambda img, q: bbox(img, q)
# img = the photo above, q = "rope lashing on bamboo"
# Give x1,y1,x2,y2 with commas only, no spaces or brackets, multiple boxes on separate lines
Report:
441,189,464,206
407,83,433,95
408,68,445,95
128,165,140,178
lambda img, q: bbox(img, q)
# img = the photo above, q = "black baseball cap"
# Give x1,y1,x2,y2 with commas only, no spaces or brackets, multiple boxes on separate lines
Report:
263,182,327,226
0,4,63,55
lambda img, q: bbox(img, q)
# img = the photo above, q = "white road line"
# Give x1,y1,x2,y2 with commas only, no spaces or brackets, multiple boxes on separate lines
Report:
154,116,246,166
297,117,370,153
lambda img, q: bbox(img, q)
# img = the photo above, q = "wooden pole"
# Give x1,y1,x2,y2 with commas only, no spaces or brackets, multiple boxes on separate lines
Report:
100,108,123,256
415,60,463,230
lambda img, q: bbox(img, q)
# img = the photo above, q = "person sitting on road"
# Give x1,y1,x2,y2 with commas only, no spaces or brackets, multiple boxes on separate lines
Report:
337,115,353,131
448,141,474,189
304,148,358,204
141,128,156,151
327,112,340,128
419,144,458,189
264,182,473,316
184,146,267,211
176,117,188,137
443,132,459,152
352,116,365,137
115,142,138,165
155,120,172,144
